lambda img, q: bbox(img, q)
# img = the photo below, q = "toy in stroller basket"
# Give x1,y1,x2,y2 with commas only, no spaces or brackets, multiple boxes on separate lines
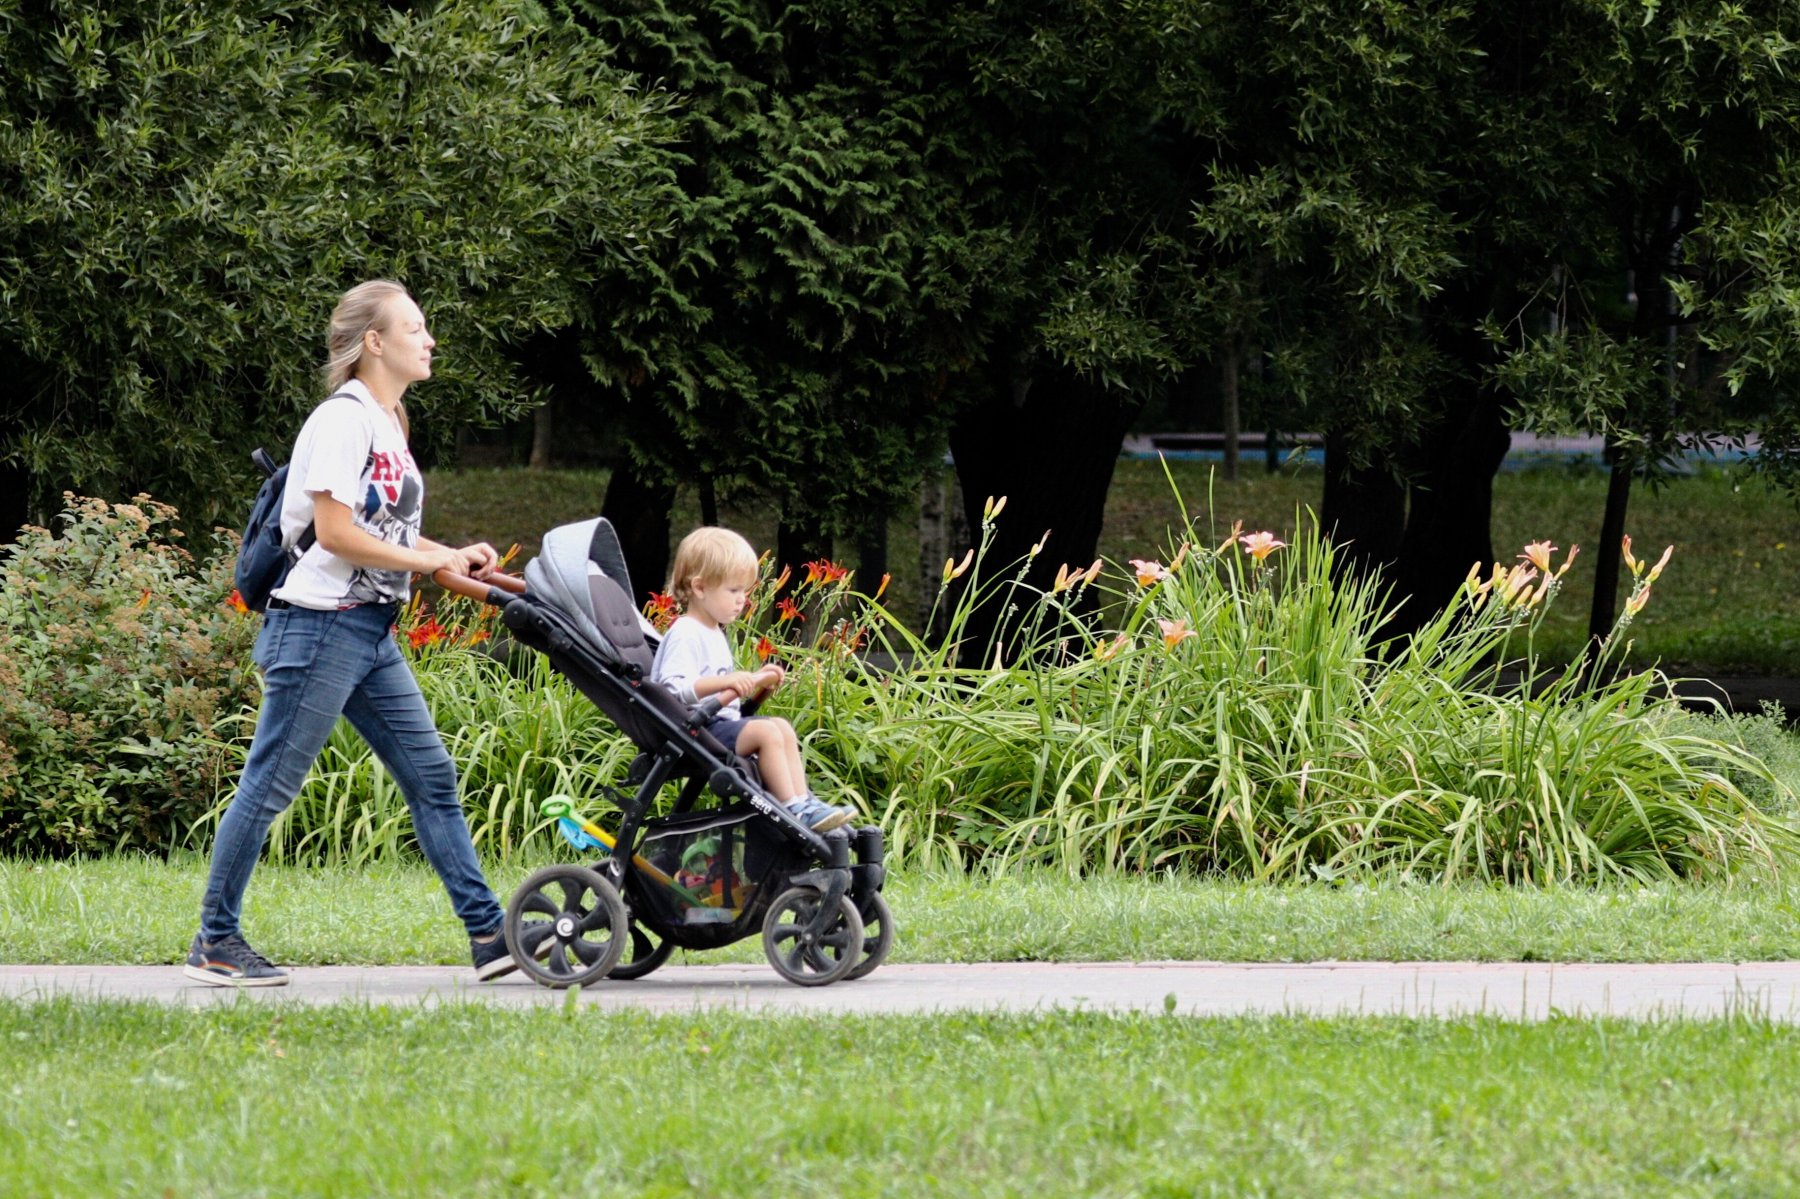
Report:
434,517,891,988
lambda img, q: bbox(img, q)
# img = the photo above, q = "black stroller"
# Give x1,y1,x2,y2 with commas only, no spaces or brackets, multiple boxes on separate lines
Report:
438,517,891,988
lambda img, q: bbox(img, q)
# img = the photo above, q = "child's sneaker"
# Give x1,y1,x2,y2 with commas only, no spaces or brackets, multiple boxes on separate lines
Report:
471,929,518,981
183,933,288,987
788,796,854,833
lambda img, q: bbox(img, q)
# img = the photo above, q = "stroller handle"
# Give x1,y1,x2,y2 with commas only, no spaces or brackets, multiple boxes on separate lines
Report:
432,567,527,605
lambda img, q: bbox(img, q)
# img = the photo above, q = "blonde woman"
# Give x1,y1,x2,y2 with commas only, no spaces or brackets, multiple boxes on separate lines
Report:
187,281,514,986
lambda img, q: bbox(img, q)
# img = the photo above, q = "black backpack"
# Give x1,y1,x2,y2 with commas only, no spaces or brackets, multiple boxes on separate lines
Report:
232,448,321,613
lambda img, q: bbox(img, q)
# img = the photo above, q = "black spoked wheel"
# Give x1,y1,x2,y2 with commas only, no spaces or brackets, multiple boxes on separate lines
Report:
504,865,627,989
607,920,675,981
846,891,894,981
762,886,865,987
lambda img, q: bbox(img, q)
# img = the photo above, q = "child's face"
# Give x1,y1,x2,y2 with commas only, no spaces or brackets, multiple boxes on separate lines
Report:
689,572,754,627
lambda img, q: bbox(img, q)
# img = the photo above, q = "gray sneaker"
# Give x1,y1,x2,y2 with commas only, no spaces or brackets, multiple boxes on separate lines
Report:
183,933,289,987
789,796,854,833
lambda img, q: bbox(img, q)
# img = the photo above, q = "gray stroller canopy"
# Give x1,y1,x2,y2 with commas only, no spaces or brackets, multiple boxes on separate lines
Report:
523,517,661,659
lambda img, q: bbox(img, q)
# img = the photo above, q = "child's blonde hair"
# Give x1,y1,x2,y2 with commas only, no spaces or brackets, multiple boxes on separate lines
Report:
668,527,759,608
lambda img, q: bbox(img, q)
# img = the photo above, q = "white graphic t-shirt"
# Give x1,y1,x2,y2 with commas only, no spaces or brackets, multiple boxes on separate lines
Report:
269,380,423,610
650,615,741,717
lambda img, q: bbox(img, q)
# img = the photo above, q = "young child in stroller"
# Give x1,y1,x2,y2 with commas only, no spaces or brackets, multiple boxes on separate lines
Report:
651,527,856,833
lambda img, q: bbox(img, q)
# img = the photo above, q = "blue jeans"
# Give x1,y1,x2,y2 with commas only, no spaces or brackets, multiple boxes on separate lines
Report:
198,602,504,942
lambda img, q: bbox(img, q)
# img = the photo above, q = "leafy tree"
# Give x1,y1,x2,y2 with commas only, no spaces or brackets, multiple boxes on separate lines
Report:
0,0,674,543
549,0,996,596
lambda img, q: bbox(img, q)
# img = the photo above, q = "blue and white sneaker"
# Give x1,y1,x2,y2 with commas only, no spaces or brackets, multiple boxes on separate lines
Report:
183,933,289,987
788,796,854,833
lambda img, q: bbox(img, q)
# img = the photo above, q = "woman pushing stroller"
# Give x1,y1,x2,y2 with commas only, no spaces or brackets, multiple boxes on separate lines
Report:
651,527,857,833
185,280,517,987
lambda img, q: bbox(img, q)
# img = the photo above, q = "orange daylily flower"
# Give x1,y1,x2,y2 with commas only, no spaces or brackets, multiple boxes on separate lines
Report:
803,559,850,586
776,597,805,623
643,591,678,633
1157,618,1196,649
1129,558,1169,588
1240,532,1285,562
873,573,891,601
1093,634,1130,662
225,589,249,615
408,618,447,650
1519,541,1557,575
755,636,777,661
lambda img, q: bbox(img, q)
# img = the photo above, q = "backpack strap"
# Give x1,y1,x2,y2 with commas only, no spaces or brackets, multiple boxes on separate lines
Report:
270,389,376,559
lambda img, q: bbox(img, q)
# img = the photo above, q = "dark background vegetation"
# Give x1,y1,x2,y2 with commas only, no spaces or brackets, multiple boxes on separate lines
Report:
5,0,1799,657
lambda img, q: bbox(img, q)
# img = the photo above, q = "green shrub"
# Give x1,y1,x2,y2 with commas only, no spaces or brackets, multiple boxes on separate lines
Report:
0,496,258,855
775,499,1797,883
1666,704,1800,817
176,487,1798,885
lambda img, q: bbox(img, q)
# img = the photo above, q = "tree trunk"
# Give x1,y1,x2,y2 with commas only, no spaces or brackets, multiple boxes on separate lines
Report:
698,478,719,528
1220,347,1241,482
528,400,555,470
1587,440,1635,651
1320,428,1406,585
600,458,674,604
1390,393,1512,637
855,515,887,587
947,365,1141,662
776,511,829,582
0,459,32,558
917,472,947,632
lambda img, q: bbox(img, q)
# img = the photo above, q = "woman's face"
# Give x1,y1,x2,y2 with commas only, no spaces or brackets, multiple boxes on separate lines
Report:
367,296,435,385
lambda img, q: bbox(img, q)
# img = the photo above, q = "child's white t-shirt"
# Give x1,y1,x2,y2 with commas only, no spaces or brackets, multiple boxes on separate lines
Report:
270,379,424,610
650,614,741,717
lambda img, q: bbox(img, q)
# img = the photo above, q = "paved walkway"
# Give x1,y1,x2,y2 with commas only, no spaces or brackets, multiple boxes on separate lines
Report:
6,962,1800,1021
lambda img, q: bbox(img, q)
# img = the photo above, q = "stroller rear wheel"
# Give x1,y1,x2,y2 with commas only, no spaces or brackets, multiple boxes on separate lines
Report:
846,891,894,981
762,885,865,987
505,864,627,988
607,920,674,981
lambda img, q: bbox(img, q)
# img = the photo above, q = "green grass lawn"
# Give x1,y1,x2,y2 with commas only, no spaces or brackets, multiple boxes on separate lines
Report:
9,855,1800,966
3,1000,1796,1197
423,460,1800,675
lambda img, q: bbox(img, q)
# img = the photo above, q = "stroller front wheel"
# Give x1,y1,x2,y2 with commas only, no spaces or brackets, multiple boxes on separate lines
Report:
505,864,628,989
762,886,865,987
607,920,675,981
846,891,894,981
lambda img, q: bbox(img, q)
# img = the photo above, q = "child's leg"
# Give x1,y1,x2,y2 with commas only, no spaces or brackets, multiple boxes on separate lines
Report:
733,718,807,802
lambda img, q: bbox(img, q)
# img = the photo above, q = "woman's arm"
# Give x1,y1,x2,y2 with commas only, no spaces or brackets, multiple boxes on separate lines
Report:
311,494,491,577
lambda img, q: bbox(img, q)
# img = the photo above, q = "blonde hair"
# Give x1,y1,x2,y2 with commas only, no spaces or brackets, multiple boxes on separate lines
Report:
322,279,410,392
668,527,759,608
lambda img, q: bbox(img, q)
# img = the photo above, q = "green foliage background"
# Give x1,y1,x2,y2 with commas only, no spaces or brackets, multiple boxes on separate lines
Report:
0,0,676,529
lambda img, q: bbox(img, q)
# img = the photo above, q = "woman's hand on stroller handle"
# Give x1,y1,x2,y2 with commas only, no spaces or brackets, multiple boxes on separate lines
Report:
430,563,526,604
